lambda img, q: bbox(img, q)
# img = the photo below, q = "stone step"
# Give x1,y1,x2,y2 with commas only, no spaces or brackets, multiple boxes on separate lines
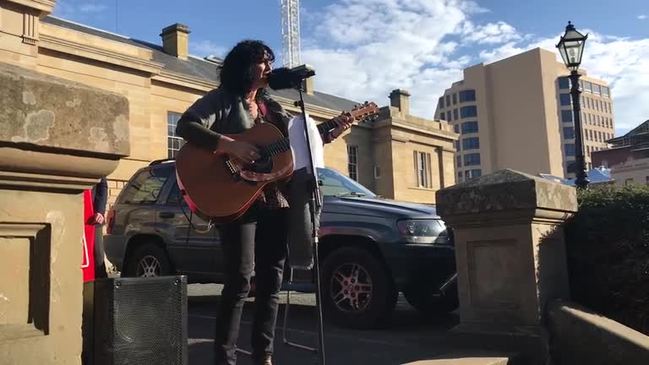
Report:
403,356,510,365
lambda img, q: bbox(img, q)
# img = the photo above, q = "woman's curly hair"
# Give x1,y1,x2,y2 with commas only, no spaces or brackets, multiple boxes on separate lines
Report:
219,40,275,96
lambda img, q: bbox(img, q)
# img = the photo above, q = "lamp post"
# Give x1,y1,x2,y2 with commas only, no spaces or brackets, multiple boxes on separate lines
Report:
556,21,589,189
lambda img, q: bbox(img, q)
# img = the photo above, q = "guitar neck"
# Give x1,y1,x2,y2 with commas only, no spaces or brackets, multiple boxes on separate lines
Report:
259,102,378,158
316,118,339,135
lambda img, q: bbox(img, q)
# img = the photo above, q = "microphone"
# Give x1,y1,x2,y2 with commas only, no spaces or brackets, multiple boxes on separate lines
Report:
268,64,316,90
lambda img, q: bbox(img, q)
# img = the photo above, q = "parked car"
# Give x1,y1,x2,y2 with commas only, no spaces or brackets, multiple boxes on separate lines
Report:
105,160,457,328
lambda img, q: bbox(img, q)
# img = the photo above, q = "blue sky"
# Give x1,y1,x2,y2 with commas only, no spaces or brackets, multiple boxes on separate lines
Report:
53,0,649,135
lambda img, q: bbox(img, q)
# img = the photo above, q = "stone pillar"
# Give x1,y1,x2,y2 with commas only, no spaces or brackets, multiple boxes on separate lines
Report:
436,169,577,336
0,62,129,364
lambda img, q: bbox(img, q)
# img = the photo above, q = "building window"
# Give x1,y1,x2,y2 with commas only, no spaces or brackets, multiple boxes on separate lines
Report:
453,108,459,120
167,112,185,159
374,165,381,179
446,95,451,107
457,172,463,183
565,143,575,157
460,106,478,118
438,97,444,109
593,84,601,95
456,155,462,167
602,86,610,97
453,124,460,133
563,127,575,139
462,137,480,150
459,89,476,102
414,151,432,188
558,77,570,89
465,169,481,180
454,140,461,151
561,110,573,123
625,178,634,186
559,94,571,106
461,121,479,134
439,112,445,120
347,145,358,181
584,81,593,93
452,93,457,105
463,153,481,166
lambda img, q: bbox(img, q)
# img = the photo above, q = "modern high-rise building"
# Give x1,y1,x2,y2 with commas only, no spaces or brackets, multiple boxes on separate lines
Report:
434,47,615,183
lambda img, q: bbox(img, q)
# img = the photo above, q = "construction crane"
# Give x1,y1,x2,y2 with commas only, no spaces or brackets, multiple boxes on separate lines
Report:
281,0,301,68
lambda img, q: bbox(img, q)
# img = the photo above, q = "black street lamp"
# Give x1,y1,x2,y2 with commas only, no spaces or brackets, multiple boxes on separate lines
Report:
556,21,589,189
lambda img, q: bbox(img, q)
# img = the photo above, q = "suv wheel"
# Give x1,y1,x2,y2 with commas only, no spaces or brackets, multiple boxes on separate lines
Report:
124,242,172,278
321,247,397,329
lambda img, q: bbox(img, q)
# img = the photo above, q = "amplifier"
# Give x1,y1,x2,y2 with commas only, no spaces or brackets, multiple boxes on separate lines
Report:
93,276,188,365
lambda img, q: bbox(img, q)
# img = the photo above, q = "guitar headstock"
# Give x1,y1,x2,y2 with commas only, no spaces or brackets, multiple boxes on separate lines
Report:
347,101,380,123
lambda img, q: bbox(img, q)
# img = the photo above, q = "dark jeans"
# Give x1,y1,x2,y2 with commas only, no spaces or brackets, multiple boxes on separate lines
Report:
94,225,107,279
214,206,288,365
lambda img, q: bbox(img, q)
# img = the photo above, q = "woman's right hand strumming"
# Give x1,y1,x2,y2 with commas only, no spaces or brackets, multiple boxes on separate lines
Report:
218,136,260,164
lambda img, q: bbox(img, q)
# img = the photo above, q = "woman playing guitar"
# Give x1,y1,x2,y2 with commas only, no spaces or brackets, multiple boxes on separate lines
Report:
175,40,352,365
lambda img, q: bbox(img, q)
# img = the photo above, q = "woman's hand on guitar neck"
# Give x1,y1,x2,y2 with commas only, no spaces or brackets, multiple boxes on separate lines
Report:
329,114,355,140
217,136,260,164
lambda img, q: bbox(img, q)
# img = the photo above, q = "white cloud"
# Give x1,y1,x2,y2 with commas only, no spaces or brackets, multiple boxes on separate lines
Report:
302,0,483,119
462,21,522,44
190,40,227,59
638,14,647,20
301,0,648,136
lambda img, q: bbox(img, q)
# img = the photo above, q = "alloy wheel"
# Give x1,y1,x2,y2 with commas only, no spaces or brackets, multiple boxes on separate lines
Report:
136,255,161,277
328,263,373,313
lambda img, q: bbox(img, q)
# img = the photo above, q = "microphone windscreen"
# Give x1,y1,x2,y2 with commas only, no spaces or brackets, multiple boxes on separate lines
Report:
268,68,297,90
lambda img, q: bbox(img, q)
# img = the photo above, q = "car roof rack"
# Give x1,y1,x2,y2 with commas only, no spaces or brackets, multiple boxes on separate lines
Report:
149,158,175,166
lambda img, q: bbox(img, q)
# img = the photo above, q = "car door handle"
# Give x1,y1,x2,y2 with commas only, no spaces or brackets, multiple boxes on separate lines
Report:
159,212,175,219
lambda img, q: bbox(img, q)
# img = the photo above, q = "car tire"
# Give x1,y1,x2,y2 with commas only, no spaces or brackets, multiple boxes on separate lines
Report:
403,284,459,314
320,247,397,329
123,242,173,278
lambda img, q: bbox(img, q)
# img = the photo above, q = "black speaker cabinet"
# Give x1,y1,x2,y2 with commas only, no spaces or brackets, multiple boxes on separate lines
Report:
93,276,188,365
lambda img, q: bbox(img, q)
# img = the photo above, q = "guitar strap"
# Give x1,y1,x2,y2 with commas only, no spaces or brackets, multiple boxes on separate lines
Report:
258,100,268,120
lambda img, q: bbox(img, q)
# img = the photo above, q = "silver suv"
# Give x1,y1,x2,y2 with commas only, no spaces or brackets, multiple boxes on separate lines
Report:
105,160,457,328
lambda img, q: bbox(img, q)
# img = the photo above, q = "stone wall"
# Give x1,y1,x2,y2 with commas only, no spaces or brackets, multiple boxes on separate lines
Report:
0,61,129,364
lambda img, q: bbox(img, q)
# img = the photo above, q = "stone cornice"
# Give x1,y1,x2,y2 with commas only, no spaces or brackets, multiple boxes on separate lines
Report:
0,148,119,192
390,120,458,142
152,71,217,92
38,34,163,74
7,0,55,14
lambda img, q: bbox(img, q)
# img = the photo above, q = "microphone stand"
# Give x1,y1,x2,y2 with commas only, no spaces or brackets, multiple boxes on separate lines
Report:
284,79,326,365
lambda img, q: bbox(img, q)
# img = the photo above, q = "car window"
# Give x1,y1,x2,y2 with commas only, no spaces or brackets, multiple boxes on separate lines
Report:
166,182,186,207
317,167,376,197
119,167,171,205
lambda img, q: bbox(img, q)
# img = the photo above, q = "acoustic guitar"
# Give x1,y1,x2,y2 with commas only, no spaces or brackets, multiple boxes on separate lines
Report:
175,102,379,223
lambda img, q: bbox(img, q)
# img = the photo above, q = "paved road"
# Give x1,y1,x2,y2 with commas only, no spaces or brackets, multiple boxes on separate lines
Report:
187,284,461,365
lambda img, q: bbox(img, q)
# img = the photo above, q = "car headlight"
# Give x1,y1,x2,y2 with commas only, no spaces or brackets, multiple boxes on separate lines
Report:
397,219,449,244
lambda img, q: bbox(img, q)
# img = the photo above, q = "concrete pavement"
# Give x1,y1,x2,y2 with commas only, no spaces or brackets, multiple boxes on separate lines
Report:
186,284,511,365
